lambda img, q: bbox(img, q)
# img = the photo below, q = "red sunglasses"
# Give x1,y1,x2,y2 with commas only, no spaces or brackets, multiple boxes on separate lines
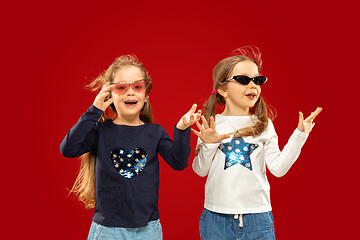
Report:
110,79,151,95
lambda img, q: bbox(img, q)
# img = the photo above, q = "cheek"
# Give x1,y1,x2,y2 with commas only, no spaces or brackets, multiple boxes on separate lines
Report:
112,94,123,102
229,83,247,95
139,92,147,100
257,86,261,95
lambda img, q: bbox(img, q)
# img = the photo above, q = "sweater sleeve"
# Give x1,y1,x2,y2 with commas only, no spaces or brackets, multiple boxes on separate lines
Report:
158,126,191,171
264,122,309,177
60,105,103,158
192,138,221,177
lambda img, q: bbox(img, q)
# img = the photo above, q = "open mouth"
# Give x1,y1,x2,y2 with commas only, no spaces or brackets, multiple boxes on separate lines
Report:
245,93,256,98
124,100,138,105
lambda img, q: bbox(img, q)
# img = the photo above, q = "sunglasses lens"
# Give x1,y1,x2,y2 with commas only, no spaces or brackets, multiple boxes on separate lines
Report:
254,76,267,85
233,76,251,85
232,75,267,85
111,80,151,95
112,83,129,95
130,80,149,92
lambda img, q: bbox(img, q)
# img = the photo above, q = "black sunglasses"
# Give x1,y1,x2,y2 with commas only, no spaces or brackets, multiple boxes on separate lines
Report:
223,75,267,85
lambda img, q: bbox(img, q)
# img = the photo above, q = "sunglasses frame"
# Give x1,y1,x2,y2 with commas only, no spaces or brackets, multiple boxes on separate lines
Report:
109,79,152,95
223,75,267,86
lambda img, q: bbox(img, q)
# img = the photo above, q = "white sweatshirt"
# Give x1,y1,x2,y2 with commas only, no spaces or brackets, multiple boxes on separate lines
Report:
192,114,309,214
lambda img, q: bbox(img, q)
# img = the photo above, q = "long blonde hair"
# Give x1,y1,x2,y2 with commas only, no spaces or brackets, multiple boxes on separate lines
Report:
204,46,275,139
69,55,152,208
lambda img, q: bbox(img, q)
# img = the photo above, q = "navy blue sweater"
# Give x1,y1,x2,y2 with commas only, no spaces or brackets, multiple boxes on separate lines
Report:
60,105,191,227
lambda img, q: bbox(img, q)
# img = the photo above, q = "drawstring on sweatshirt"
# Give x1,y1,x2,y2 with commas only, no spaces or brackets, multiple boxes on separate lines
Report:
234,214,243,227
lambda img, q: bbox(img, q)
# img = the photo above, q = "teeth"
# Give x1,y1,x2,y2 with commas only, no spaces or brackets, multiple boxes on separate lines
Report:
125,101,137,104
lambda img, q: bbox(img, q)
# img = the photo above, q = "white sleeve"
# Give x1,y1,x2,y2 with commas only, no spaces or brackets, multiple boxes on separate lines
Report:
192,138,220,177
264,122,309,177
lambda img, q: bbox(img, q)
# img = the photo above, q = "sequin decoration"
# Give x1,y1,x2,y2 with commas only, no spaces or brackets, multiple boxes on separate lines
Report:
111,147,148,178
219,137,258,171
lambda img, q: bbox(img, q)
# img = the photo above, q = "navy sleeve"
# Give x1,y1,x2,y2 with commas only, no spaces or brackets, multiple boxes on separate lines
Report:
158,125,191,171
60,105,103,158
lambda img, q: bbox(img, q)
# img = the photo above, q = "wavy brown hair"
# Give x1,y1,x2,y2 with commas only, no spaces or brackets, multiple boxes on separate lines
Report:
204,46,275,139
69,55,153,208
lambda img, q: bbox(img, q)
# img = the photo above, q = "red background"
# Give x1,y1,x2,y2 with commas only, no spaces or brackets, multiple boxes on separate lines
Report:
1,0,359,239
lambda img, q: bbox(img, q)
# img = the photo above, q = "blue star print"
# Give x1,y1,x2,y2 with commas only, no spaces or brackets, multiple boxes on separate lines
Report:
219,137,258,171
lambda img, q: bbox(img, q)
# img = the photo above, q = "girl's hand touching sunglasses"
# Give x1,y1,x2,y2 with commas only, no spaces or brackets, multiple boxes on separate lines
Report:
93,83,115,111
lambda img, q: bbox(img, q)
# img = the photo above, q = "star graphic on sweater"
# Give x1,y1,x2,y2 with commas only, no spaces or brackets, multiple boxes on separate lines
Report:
219,137,258,171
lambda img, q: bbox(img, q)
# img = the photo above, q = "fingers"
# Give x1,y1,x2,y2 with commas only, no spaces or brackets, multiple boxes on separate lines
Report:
191,128,201,137
100,83,114,94
209,116,215,129
97,83,114,101
104,98,114,108
297,107,322,134
194,110,202,122
184,103,197,117
105,95,113,103
304,111,315,122
93,83,116,111
188,110,201,125
182,116,188,126
304,107,322,122
312,107,322,118
195,120,205,132
193,114,213,132
182,114,195,127
99,91,111,100
188,103,197,114
299,111,304,122
201,115,209,129
189,113,195,123
179,104,200,128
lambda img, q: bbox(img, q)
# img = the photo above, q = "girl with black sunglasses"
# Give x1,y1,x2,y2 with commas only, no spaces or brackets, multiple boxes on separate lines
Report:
192,46,322,240
60,55,201,240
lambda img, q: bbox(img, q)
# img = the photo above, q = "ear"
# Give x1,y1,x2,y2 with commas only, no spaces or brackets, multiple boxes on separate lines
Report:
217,86,227,98
145,95,149,102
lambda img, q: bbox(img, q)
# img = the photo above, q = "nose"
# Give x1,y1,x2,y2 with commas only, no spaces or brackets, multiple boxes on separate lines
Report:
248,80,257,89
125,85,136,95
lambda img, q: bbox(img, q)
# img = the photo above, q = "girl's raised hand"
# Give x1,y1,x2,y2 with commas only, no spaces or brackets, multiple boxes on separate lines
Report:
297,107,322,134
176,104,202,130
191,116,230,143
93,83,114,111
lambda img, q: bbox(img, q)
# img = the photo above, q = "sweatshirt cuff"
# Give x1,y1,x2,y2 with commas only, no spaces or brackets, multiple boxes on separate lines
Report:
89,104,104,114
81,105,104,122
174,124,191,133
293,128,309,141
201,142,221,149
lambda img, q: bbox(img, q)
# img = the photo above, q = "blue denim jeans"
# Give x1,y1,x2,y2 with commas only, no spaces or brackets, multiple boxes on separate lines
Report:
199,209,275,240
87,219,163,240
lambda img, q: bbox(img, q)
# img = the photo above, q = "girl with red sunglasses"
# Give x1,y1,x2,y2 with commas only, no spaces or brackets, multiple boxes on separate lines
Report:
192,46,322,240
60,55,200,240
